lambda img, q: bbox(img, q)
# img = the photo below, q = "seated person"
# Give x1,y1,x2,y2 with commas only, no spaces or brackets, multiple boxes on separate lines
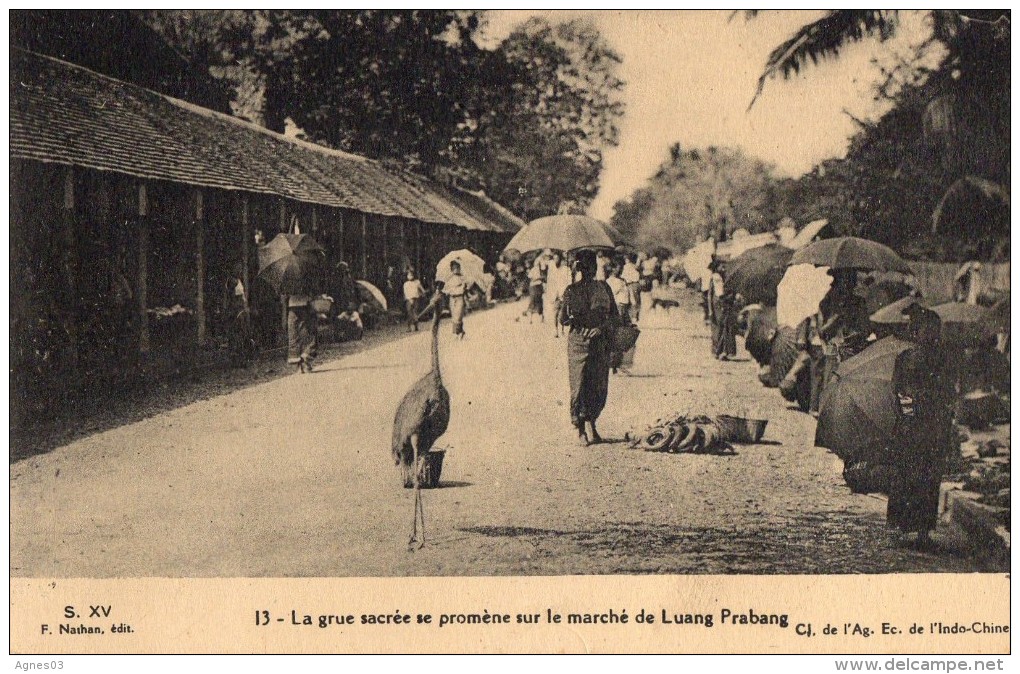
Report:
336,303,364,341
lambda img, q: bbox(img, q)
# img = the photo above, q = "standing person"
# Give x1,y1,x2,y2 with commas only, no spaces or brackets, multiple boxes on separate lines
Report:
709,259,737,360
287,292,317,373
545,252,571,338
621,253,642,323
332,261,359,316
605,261,632,325
559,251,620,446
606,262,636,374
595,250,610,281
954,261,984,305
403,269,426,332
888,304,954,548
641,252,659,292
810,270,870,414
519,259,545,324
385,265,400,309
442,260,467,339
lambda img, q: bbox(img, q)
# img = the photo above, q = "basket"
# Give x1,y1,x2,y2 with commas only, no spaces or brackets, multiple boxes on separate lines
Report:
610,325,641,352
416,450,446,489
715,415,768,443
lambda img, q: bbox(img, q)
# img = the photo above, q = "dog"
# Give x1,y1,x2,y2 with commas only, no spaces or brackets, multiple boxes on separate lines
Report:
649,297,681,312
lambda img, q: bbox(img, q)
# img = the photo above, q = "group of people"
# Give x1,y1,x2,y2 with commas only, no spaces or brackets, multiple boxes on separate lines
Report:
702,250,958,548
514,249,668,333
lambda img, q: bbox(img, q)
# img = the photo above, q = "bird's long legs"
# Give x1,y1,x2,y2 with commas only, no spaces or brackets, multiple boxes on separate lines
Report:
408,434,426,550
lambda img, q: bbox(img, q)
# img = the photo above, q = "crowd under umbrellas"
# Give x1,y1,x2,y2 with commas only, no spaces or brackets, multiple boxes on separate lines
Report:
682,224,1010,549
255,208,1007,554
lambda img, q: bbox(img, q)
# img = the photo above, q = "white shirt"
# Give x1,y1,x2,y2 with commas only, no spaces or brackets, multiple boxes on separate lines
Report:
621,262,641,284
443,274,467,297
403,279,425,301
606,276,630,305
547,264,571,300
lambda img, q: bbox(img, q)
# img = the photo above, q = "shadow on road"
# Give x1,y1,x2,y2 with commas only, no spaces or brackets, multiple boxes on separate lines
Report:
437,480,474,489
459,518,1004,574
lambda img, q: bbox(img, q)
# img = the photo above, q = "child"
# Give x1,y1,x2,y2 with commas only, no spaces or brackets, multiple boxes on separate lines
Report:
403,269,426,332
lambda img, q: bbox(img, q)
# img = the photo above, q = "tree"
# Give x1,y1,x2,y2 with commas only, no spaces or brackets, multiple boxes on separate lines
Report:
141,11,625,220
744,10,1009,259
610,144,782,251
448,17,626,218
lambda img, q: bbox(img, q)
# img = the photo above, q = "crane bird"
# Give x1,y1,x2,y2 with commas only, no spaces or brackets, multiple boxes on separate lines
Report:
391,290,450,547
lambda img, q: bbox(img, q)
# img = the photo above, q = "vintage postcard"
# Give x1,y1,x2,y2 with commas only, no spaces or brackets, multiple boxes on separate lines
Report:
8,9,1010,657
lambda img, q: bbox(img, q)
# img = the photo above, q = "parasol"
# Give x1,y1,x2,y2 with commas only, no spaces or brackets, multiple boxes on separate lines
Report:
815,337,915,462
982,297,1010,336
744,305,778,366
436,249,490,292
790,237,912,274
776,263,832,328
355,279,388,312
725,244,794,305
857,279,916,316
869,296,919,326
257,233,326,295
768,324,811,409
788,219,830,250
504,214,617,254
930,302,995,348
683,240,716,288
932,176,1010,236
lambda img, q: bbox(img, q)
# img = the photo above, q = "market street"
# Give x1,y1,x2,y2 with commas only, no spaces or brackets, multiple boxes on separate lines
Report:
10,294,991,577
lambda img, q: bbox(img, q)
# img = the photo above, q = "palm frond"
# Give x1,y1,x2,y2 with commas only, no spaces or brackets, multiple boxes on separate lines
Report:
749,10,899,109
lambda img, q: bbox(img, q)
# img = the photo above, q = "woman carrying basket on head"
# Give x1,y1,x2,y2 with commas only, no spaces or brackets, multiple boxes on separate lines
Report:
559,250,620,446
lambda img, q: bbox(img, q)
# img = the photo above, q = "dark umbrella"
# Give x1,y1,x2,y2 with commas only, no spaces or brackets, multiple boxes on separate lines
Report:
982,297,1010,335
869,296,920,339
744,305,778,366
505,214,617,254
857,280,915,316
257,233,326,295
932,176,1009,237
726,244,794,305
790,237,912,274
815,337,914,462
768,324,810,410
930,302,994,348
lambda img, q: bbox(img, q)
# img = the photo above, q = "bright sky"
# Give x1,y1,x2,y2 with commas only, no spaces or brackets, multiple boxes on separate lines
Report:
483,10,938,221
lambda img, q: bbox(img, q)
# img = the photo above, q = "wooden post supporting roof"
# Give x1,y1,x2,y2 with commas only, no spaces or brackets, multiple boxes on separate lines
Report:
361,212,368,279
280,200,287,342
195,189,206,346
61,167,79,370
338,209,345,264
241,195,250,312
137,182,150,354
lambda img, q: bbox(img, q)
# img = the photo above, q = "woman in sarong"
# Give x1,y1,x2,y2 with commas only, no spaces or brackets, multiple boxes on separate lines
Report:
559,251,619,446
287,293,317,373
888,304,954,547
708,259,736,360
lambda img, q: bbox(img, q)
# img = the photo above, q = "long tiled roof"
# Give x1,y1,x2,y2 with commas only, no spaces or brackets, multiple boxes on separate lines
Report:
10,48,523,234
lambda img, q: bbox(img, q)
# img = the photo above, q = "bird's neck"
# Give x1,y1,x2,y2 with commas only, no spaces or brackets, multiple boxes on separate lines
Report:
431,307,442,379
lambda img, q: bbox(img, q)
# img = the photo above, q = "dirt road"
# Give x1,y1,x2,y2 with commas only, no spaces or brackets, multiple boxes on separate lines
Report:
10,293,993,576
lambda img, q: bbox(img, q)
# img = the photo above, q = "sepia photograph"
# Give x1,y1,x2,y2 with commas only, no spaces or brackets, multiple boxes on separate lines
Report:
8,8,1011,656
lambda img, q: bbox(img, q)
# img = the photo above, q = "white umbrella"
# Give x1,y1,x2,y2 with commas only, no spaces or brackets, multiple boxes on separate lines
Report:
777,264,832,328
436,249,489,291
788,219,830,250
684,240,715,287
355,279,388,311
